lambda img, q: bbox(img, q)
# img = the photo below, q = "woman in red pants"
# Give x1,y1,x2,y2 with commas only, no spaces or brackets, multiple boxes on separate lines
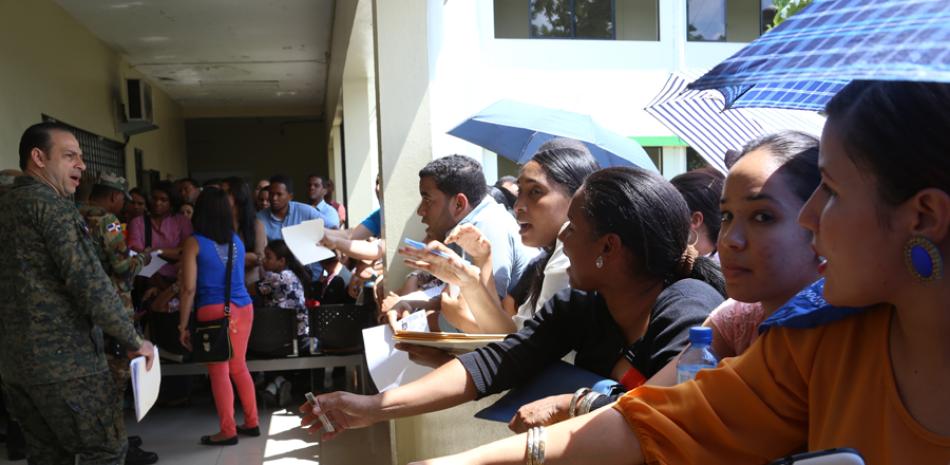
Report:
178,187,259,446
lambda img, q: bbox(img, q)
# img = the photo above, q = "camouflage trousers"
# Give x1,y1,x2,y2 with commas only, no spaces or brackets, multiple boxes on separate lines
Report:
1,371,127,465
107,353,131,443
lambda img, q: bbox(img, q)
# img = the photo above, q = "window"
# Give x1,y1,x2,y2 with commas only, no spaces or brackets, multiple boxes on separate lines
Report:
42,115,126,185
761,0,777,34
687,0,726,42
529,0,615,39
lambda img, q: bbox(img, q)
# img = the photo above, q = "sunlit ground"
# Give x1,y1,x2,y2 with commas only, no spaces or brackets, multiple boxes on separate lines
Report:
0,404,391,465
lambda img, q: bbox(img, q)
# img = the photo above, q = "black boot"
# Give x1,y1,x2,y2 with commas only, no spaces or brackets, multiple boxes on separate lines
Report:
125,445,159,465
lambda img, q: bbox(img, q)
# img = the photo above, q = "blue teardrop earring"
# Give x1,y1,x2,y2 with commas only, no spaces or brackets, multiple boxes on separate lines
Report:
904,236,943,282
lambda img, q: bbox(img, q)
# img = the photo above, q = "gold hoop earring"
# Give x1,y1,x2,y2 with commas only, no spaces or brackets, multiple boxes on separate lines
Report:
687,230,699,248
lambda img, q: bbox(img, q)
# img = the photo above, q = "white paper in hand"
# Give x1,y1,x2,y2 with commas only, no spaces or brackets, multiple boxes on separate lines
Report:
130,345,161,422
135,251,167,278
362,311,432,392
282,219,335,265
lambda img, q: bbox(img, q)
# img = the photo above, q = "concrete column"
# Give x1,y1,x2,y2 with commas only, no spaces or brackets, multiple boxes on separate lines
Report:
373,2,512,463
342,77,379,225
373,0,432,291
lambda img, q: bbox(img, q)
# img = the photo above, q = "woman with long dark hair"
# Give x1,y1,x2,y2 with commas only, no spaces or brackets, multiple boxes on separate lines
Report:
128,180,192,281
302,166,725,440
177,187,258,446
226,177,267,284
406,81,950,465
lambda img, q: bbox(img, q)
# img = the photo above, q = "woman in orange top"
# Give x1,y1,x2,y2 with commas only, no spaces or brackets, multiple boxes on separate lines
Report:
404,81,950,464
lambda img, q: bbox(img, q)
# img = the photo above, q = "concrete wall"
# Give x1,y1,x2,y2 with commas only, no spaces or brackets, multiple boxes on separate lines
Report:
184,117,327,194
0,0,187,183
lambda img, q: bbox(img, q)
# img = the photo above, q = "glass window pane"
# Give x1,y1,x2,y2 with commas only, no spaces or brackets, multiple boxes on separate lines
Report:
687,0,726,42
761,0,777,33
530,0,573,38
575,0,614,39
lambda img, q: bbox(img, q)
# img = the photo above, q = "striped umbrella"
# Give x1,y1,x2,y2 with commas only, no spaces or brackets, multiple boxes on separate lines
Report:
645,72,825,173
690,0,950,110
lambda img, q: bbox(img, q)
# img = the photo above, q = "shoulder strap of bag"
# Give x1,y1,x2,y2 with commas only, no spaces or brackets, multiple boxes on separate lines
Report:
144,216,152,247
224,234,234,317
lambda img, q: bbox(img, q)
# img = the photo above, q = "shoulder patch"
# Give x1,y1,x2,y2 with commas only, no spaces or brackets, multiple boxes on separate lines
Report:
106,221,122,234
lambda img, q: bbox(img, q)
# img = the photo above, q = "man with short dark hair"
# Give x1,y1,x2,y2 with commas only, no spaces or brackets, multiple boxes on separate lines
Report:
175,177,200,205
258,174,329,280
306,174,341,229
416,155,538,297
0,122,155,464
79,174,159,465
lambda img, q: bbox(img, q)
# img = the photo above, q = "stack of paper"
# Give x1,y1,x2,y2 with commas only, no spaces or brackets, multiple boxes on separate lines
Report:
392,331,505,353
130,345,161,422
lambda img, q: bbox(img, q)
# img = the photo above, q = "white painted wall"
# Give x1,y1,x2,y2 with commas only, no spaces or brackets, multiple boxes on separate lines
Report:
425,1,753,177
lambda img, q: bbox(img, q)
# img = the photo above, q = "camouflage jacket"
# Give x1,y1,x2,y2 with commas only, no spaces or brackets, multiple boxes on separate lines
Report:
0,176,143,385
78,203,147,317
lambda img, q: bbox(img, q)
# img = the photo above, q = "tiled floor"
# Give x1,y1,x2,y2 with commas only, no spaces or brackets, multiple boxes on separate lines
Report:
0,401,393,465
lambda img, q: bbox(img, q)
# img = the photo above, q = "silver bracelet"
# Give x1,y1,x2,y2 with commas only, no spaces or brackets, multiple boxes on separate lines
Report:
568,387,591,418
526,426,546,465
526,426,536,465
578,391,604,416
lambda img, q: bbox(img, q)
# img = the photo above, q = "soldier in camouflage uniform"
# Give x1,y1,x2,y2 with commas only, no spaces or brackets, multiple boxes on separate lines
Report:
0,123,155,465
79,174,159,465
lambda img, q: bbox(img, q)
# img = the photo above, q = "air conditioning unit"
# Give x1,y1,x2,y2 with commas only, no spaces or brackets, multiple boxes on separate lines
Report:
119,78,159,136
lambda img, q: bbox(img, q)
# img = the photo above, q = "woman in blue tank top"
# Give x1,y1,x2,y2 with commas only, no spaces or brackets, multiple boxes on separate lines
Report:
177,187,258,446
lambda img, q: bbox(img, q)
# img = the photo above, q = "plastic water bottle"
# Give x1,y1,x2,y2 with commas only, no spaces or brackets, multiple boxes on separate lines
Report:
676,327,718,383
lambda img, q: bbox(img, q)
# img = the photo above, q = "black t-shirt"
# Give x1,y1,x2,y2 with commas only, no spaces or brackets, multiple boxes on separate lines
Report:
457,278,723,404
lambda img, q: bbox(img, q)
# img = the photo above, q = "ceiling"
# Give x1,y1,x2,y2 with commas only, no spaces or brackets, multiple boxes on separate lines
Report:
55,0,334,114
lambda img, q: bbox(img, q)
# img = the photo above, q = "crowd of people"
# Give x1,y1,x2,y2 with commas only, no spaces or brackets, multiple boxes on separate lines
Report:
299,80,950,465
1,79,949,465
0,124,366,463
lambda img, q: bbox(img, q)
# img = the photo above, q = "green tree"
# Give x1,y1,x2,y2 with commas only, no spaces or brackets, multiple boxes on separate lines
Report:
770,0,813,30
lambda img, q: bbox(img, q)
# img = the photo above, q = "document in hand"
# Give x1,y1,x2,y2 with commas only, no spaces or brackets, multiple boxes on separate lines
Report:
391,331,505,354
135,250,167,278
130,345,161,422
362,311,433,392
281,219,336,265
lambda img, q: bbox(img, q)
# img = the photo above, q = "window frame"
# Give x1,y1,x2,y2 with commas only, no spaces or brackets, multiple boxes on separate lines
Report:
528,0,617,40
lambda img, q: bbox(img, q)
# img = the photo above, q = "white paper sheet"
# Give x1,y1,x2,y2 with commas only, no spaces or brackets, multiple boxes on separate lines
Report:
135,251,167,278
362,311,432,392
398,284,446,303
282,219,336,265
130,345,161,422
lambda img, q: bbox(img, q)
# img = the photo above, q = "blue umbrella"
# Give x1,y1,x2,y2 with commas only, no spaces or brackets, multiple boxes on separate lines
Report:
689,0,950,110
448,100,658,172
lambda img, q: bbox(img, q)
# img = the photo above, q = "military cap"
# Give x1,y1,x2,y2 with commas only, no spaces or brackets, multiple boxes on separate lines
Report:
95,173,131,200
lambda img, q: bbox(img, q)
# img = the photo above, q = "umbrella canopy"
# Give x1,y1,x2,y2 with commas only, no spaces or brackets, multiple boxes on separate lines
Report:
690,0,950,110
448,100,658,172
646,73,826,172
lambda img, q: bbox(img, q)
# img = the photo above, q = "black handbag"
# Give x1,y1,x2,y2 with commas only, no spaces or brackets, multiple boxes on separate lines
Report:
191,236,234,363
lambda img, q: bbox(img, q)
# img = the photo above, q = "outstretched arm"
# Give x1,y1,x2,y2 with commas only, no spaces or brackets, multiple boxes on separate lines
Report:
301,358,479,441
410,407,644,465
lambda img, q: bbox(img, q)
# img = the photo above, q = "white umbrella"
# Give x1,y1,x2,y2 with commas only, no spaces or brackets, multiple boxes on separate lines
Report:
645,72,825,173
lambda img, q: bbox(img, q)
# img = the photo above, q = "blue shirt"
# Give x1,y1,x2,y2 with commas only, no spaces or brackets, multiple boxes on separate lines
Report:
194,233,252,308
455,196,540,297
313,200,341,229
257,201,324,241
256,201,326,280
360,209,381,237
